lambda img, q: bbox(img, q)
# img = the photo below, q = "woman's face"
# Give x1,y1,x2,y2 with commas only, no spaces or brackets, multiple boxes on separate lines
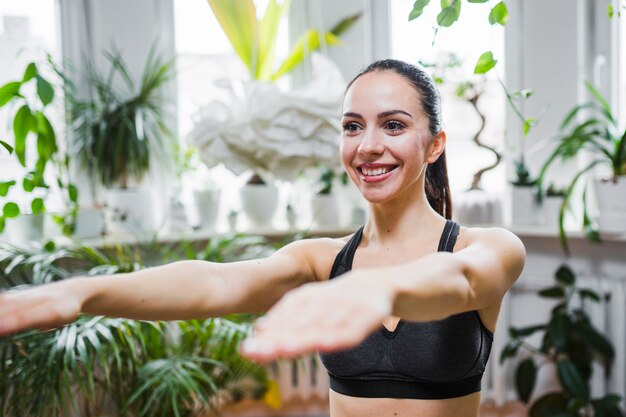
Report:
340,70,444,205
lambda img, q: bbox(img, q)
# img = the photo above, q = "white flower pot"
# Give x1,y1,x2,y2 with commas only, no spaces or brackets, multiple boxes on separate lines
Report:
105,187,156,235
74,207,105,239
5,213,45,246
453,189,503,225
240,183,279,227
594,177,626,233
541,196,564,230
167,200,190,234
193,189,221,231
510,185,542,226
311,194,339,227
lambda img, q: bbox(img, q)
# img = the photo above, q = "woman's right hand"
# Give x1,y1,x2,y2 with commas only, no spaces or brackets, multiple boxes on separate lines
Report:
0,279,86,336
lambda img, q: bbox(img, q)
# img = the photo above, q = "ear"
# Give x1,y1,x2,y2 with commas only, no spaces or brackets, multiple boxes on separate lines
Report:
426,131,446,163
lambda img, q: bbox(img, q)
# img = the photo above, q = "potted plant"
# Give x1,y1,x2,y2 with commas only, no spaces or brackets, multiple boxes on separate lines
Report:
500,264,623,417
310,166,348,228
541,183,567,229
536,81,626,253
0,60,80,244
63,48,175,235
189,0,359,228
0,237,276,416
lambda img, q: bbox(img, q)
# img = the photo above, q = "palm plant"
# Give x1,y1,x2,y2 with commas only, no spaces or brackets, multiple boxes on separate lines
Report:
0,236,275,417
64,48,175,189
207,0,359,82
536,82,626,254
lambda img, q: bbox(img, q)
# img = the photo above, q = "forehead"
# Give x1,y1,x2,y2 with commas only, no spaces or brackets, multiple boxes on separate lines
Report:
343,71,423,116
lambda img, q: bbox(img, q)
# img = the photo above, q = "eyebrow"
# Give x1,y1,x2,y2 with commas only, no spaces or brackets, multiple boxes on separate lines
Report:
342,110,414,120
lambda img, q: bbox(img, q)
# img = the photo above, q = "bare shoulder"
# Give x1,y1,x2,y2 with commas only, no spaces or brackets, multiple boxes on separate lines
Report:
278,234,354,282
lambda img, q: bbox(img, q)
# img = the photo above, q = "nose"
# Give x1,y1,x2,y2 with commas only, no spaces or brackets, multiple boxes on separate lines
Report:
357,127,385,156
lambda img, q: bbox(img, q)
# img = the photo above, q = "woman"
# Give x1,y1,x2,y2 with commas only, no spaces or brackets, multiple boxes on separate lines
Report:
0,59,525,417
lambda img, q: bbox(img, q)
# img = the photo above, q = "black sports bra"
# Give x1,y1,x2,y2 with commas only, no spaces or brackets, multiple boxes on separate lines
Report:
318,219,493,399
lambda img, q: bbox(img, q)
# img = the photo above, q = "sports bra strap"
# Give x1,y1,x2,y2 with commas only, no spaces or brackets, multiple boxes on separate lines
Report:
437,219,460,253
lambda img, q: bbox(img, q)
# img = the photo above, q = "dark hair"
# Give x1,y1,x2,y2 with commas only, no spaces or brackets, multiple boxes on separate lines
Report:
346,59,452,219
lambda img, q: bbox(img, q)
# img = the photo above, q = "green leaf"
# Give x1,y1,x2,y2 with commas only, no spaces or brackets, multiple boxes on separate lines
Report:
608,4,614,18
509,324,546,338
557,359,589,401
0,139,13,154
44,240,56,251
584,81,615,125
578,320,615,359
578,288,601,302
206,0,257,77
555,264,575,285
548,313,569,351
516,358,537,403
488,1,508,25
330,13,361,37
528,392,570,417
31,198,44,214
437,0,461,27
538,286,565,298
3,202,20,218
0,81,21,107
23,63,37,82
69,184,79,203
23,176,35,192
13,104,34,166
409,0,431,20
0,216,4,233
500,340,521,364
0,180,16,197
271,30,341,81
474,51,497,74
36,75,54,106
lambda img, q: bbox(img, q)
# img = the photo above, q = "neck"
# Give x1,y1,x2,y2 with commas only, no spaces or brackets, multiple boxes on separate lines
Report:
362,182,447,248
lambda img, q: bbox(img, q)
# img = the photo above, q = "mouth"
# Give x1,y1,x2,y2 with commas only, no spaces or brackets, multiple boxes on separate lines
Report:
356,165,398,182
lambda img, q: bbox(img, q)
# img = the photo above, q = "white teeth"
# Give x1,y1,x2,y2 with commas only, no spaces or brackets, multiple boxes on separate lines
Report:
362,167,392,176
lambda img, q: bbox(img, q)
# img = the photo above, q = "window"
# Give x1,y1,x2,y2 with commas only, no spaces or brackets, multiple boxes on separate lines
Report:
389,2,506,195
0,0,62,208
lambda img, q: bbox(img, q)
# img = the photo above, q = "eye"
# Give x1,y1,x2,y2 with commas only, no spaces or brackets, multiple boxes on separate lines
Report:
384,120,406,132
342,122,362,134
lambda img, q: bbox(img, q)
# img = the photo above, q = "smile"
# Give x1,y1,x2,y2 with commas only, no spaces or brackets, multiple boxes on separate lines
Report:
357,165,398,182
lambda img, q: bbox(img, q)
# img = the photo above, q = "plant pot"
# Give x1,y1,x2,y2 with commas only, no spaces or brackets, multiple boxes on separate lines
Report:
453,189,503,225
5,213,45,246
74,207,105,239
167,199,190,234
510,185,542,226
311,193,339,227
192,189,221,231
541,195,564,230
594,177,626,233
105,187,157,235
239,183,279,227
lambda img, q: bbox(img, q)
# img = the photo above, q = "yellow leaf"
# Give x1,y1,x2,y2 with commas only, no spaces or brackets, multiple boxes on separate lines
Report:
262,379,282,409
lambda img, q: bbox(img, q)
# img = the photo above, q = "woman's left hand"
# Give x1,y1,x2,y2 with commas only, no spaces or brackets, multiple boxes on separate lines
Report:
239,271,395,362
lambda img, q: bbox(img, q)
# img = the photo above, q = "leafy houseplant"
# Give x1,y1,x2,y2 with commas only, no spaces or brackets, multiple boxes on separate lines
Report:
536,82,626,254
500,264,623,417
0,234,279,417
64,49,175,190
0,60,79,237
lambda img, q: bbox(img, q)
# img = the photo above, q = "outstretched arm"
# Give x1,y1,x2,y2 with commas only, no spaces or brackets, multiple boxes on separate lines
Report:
241,227,525,361
0,239,321,336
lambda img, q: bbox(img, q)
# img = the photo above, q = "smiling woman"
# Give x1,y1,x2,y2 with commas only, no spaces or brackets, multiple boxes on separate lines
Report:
0,59,525,417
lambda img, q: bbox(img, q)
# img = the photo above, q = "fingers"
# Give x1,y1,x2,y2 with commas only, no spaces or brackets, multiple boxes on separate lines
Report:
0,291,80,336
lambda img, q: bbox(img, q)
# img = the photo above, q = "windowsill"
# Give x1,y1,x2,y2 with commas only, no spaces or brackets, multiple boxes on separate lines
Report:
49,222,626,249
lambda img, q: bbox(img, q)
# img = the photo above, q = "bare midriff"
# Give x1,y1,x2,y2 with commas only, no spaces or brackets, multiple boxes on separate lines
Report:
328,389,481,417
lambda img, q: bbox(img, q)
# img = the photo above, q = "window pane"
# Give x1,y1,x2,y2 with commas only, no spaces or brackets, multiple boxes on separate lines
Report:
0,0,61,205
390,3,506,195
